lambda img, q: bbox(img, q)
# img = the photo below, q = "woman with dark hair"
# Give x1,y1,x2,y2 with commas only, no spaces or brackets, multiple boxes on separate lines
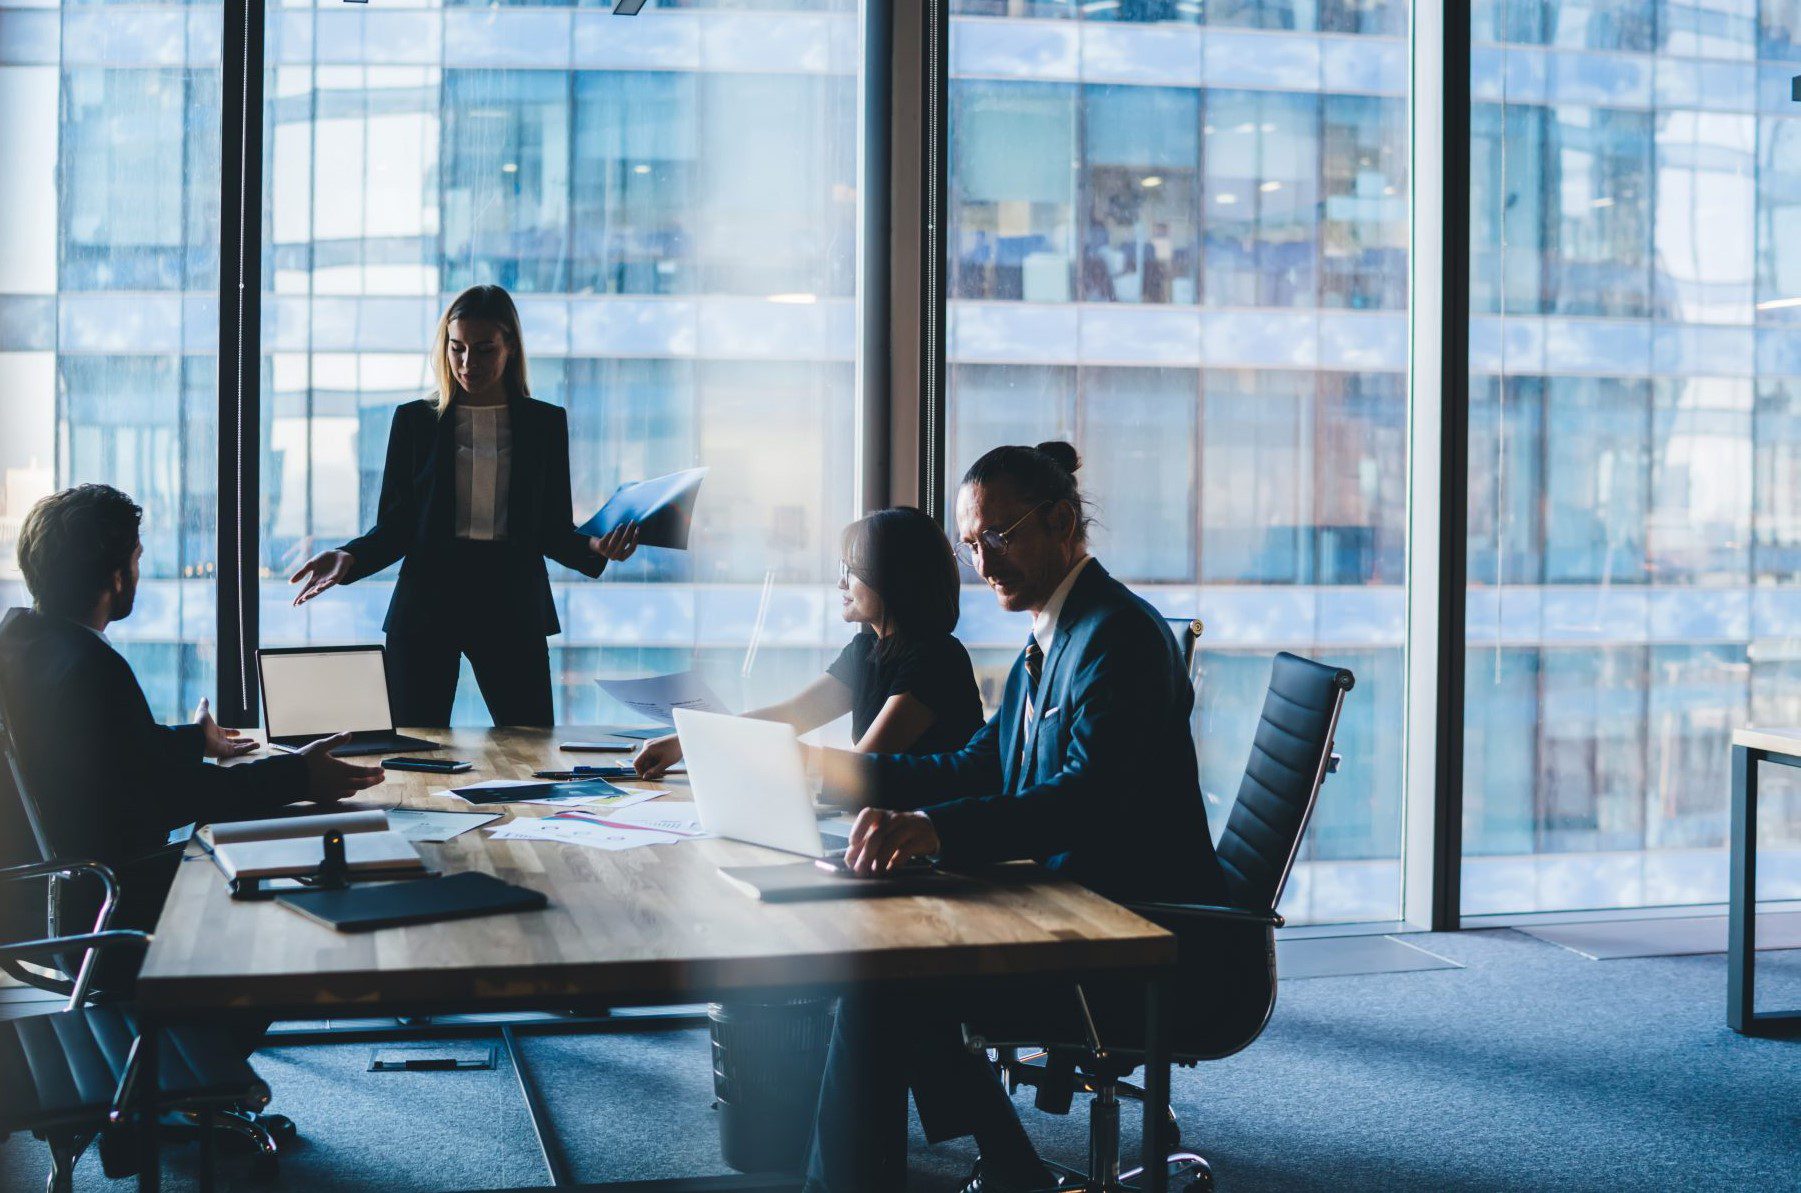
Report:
632,507,983,779
286,284,639,727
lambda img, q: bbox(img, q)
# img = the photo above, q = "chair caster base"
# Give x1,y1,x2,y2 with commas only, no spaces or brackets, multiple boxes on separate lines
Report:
96,1126,138,1180
1171,1151,1213,1193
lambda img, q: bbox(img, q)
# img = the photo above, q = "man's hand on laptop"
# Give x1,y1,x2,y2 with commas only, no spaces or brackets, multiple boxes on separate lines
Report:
297,732,386,803
844,808,939,876
195,697,259,760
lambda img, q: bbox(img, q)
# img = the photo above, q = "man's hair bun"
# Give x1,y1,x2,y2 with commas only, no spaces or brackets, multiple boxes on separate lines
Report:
1034,440,1081,474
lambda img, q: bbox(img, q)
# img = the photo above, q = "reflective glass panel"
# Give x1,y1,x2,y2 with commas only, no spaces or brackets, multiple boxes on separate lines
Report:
1463,3,1801,912
259,0,863,727
0,10,222,722
947,3,1412,925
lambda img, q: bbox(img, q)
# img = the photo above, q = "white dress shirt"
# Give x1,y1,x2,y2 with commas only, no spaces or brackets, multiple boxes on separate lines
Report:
1021,553,1094,762
1031,553,1093,662
453,403,512,541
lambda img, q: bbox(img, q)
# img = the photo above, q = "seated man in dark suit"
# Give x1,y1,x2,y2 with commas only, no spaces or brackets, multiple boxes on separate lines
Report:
0,484,384,975
803,442,1227,1193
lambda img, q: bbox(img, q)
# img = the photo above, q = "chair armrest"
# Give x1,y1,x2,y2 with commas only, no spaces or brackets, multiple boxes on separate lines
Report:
0,858,121,930
0,930,150,966
0,858,119,888
1125,901,1285,929
2,858,125,1005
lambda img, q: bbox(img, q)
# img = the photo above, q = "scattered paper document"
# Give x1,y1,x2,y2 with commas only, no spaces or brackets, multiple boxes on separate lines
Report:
450,777,617,803
577,466,708,550
487,817,683,853
602,727,674,742
556,802,705,838
520,788,661,811
441,779,539,801
596,671,730,727
443,776,663,811
385,808,500,843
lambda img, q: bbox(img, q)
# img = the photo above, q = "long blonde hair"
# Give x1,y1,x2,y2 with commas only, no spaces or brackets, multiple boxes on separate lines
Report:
431,284,531,414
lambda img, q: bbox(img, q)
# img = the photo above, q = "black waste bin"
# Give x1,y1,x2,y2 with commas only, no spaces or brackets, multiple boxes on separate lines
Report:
709,997,835,1174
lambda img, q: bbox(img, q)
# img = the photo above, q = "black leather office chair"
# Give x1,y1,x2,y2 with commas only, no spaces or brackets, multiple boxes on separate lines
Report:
0,689,295,1176
972,650,1355,1192
0,858,275,1191
1162,617,1204,683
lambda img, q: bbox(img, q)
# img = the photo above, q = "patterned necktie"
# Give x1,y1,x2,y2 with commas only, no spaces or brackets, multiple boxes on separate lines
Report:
1024,636,1043,693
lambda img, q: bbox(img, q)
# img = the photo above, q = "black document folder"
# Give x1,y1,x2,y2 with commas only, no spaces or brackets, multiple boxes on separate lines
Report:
577,467,707,550
275,872,548,932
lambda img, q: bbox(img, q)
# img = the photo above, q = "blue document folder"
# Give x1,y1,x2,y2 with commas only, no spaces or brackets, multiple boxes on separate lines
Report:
578,467,707,550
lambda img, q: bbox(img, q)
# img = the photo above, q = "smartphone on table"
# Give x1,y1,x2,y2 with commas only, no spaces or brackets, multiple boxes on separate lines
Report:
381,757,473,774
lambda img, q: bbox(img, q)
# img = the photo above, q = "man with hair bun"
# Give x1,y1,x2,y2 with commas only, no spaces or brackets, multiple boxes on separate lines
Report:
803,442,1225,1193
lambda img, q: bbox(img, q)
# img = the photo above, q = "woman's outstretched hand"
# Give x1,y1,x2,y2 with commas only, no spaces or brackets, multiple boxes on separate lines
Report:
290,549,355,606
633,733,682,779
591,522,640,562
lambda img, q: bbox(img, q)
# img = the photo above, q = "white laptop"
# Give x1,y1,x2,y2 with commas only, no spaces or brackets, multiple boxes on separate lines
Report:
674,708,850,859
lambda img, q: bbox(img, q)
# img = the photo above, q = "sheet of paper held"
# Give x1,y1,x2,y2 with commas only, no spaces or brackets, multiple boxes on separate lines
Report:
486,816,683,853
384,808,502,843
595,670,730,727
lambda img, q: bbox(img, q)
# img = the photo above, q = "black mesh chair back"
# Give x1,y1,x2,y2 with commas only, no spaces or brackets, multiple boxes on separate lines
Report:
1214,651,1354,913
0,691,87,995
0,692,57,867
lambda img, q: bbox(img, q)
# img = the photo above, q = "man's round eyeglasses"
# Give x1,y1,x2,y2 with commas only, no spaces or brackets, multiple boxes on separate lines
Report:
952,502,1050,569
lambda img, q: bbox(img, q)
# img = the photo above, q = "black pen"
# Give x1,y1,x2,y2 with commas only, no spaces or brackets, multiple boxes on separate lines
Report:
531,766,633,780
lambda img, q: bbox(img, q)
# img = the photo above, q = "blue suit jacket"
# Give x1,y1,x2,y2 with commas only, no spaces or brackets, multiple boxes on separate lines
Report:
860,562,1225,905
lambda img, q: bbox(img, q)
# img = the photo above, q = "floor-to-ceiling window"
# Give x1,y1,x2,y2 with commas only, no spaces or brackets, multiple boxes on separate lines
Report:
946,1,1412,924
1463,0,1801,913
0,3,222,721
257,0,864,726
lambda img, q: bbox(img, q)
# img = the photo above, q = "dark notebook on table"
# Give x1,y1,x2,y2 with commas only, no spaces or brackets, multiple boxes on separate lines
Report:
275,872,547,932
717,862,971,903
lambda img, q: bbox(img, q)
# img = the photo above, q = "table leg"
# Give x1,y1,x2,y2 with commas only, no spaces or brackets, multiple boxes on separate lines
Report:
1728,746,1757,1034
137,1016,160,1193
1139,971,1171,1193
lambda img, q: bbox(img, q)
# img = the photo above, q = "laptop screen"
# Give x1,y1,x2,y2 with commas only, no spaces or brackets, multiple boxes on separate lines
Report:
261,649,394,740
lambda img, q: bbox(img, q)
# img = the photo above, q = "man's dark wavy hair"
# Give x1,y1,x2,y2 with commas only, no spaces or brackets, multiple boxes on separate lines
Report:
17,484,142,617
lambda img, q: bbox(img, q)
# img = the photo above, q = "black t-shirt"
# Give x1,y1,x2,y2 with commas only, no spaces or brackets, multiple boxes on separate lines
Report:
826,630,985,755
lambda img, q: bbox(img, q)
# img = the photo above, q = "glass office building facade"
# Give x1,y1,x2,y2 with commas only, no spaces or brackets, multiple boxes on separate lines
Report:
1464,0,1801,912
943,3,1411,922
0,0,1796,924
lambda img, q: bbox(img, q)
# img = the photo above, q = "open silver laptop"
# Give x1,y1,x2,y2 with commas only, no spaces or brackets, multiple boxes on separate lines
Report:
674,709,849,858
258,645,439,756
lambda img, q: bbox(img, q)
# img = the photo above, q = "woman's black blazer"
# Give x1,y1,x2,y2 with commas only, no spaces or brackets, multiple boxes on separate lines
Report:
338,396,603,635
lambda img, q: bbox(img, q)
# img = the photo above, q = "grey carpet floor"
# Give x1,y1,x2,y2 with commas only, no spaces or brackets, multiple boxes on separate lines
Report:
3,929,1796,1192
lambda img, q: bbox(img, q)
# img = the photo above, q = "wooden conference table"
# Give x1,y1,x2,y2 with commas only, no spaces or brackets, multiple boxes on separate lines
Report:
134,727,1180,1191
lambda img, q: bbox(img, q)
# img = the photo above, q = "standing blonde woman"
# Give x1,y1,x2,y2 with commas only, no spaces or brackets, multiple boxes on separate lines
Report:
289,284,637,726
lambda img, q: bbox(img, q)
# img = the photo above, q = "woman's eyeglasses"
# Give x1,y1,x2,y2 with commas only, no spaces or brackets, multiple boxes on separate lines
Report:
952,502,1050,569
